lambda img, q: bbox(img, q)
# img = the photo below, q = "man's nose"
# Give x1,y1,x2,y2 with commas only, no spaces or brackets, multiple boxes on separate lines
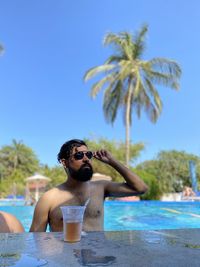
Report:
83,154,89,162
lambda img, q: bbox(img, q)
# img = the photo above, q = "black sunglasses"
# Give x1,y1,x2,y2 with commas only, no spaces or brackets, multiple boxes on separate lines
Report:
72,151,93,160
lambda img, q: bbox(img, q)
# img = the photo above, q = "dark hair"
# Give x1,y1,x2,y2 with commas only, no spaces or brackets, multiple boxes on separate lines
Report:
57,139,87,162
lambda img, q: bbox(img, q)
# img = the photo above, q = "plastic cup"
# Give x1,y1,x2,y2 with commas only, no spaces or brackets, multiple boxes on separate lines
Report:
60,206,86,242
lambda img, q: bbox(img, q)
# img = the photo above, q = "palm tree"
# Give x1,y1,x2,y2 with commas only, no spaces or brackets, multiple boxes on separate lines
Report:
0,139,39,176
84,25,181,166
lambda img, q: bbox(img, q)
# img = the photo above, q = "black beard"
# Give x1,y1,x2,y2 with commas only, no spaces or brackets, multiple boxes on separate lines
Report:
68,163,93,182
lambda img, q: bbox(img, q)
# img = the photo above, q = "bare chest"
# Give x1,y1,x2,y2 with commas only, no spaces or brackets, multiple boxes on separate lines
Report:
48,186,105,231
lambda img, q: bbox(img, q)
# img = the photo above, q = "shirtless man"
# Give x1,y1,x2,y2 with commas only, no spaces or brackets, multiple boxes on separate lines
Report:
0,211,24,233
30,139,148,232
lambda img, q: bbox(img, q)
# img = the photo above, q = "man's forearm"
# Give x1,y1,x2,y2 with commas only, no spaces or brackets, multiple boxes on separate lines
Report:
30,222,47,232
109,158,148,193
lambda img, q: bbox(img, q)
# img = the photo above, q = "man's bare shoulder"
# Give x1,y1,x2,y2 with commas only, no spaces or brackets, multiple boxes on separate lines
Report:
40,183,74,203
40,186,63,200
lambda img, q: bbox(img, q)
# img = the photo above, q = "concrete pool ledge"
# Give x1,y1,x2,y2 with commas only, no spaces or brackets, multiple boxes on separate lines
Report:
1,229,200,266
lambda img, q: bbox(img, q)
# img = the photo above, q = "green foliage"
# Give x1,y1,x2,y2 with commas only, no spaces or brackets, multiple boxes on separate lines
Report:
0,170,26,197
39,164,66,188
85,137,145,182
136,150,200,194
0,139,40,197
0,139,39,178
132,168,161,200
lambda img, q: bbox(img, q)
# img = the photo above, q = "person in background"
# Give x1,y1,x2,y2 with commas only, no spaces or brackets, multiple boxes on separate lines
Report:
0,211,24,233
30,139,148,232
182,186,196,200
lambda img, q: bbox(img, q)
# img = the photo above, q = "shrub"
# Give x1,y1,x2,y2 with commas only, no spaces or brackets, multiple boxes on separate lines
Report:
132,168,161,200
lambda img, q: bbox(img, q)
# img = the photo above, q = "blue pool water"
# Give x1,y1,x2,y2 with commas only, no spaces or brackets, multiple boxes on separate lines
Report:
1,201,200,232
105,201,200,230
0,200,25,206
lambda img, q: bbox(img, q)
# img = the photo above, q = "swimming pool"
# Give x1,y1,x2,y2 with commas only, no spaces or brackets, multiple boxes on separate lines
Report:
105,201,200,230
0,199,25,206
1,201,200,232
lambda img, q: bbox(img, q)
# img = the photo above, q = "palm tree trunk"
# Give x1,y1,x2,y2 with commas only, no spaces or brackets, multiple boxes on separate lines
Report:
125,84,132,166
125,116,130,166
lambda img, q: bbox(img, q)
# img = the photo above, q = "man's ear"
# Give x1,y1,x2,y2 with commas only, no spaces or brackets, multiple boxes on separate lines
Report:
61,159,68,168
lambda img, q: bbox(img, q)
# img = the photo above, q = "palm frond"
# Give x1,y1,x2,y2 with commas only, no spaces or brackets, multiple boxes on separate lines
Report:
103,81,123,123
150,57,182,78
145,100,160,123
131,81,146,119
142,89,161,122
133,24,148,58
134,90,160,122
90,73,117,98
84,64,116,81
103,33,125,56
105,55,124,64
119,32,135,60
104,33,124,47
144,77,163,111
146,70,179,90
104,32,135,60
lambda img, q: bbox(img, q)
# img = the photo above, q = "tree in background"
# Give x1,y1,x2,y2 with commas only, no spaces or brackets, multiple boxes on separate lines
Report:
39,164,66,188
133,168,161,200
0,140,39,196
136,150,200,194
84,25,181,166
85,137,145,182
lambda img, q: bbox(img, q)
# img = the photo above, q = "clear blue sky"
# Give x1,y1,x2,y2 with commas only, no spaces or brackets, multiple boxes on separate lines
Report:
0,0,200,167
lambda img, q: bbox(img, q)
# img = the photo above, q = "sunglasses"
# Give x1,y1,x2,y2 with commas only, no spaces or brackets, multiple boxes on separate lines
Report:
72,151,93,160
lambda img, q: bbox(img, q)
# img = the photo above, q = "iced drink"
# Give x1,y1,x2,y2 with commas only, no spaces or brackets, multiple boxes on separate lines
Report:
60,206,86,242
64,222,82,242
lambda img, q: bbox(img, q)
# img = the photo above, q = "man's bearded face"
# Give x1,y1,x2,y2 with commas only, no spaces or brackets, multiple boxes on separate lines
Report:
68,163,93,182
